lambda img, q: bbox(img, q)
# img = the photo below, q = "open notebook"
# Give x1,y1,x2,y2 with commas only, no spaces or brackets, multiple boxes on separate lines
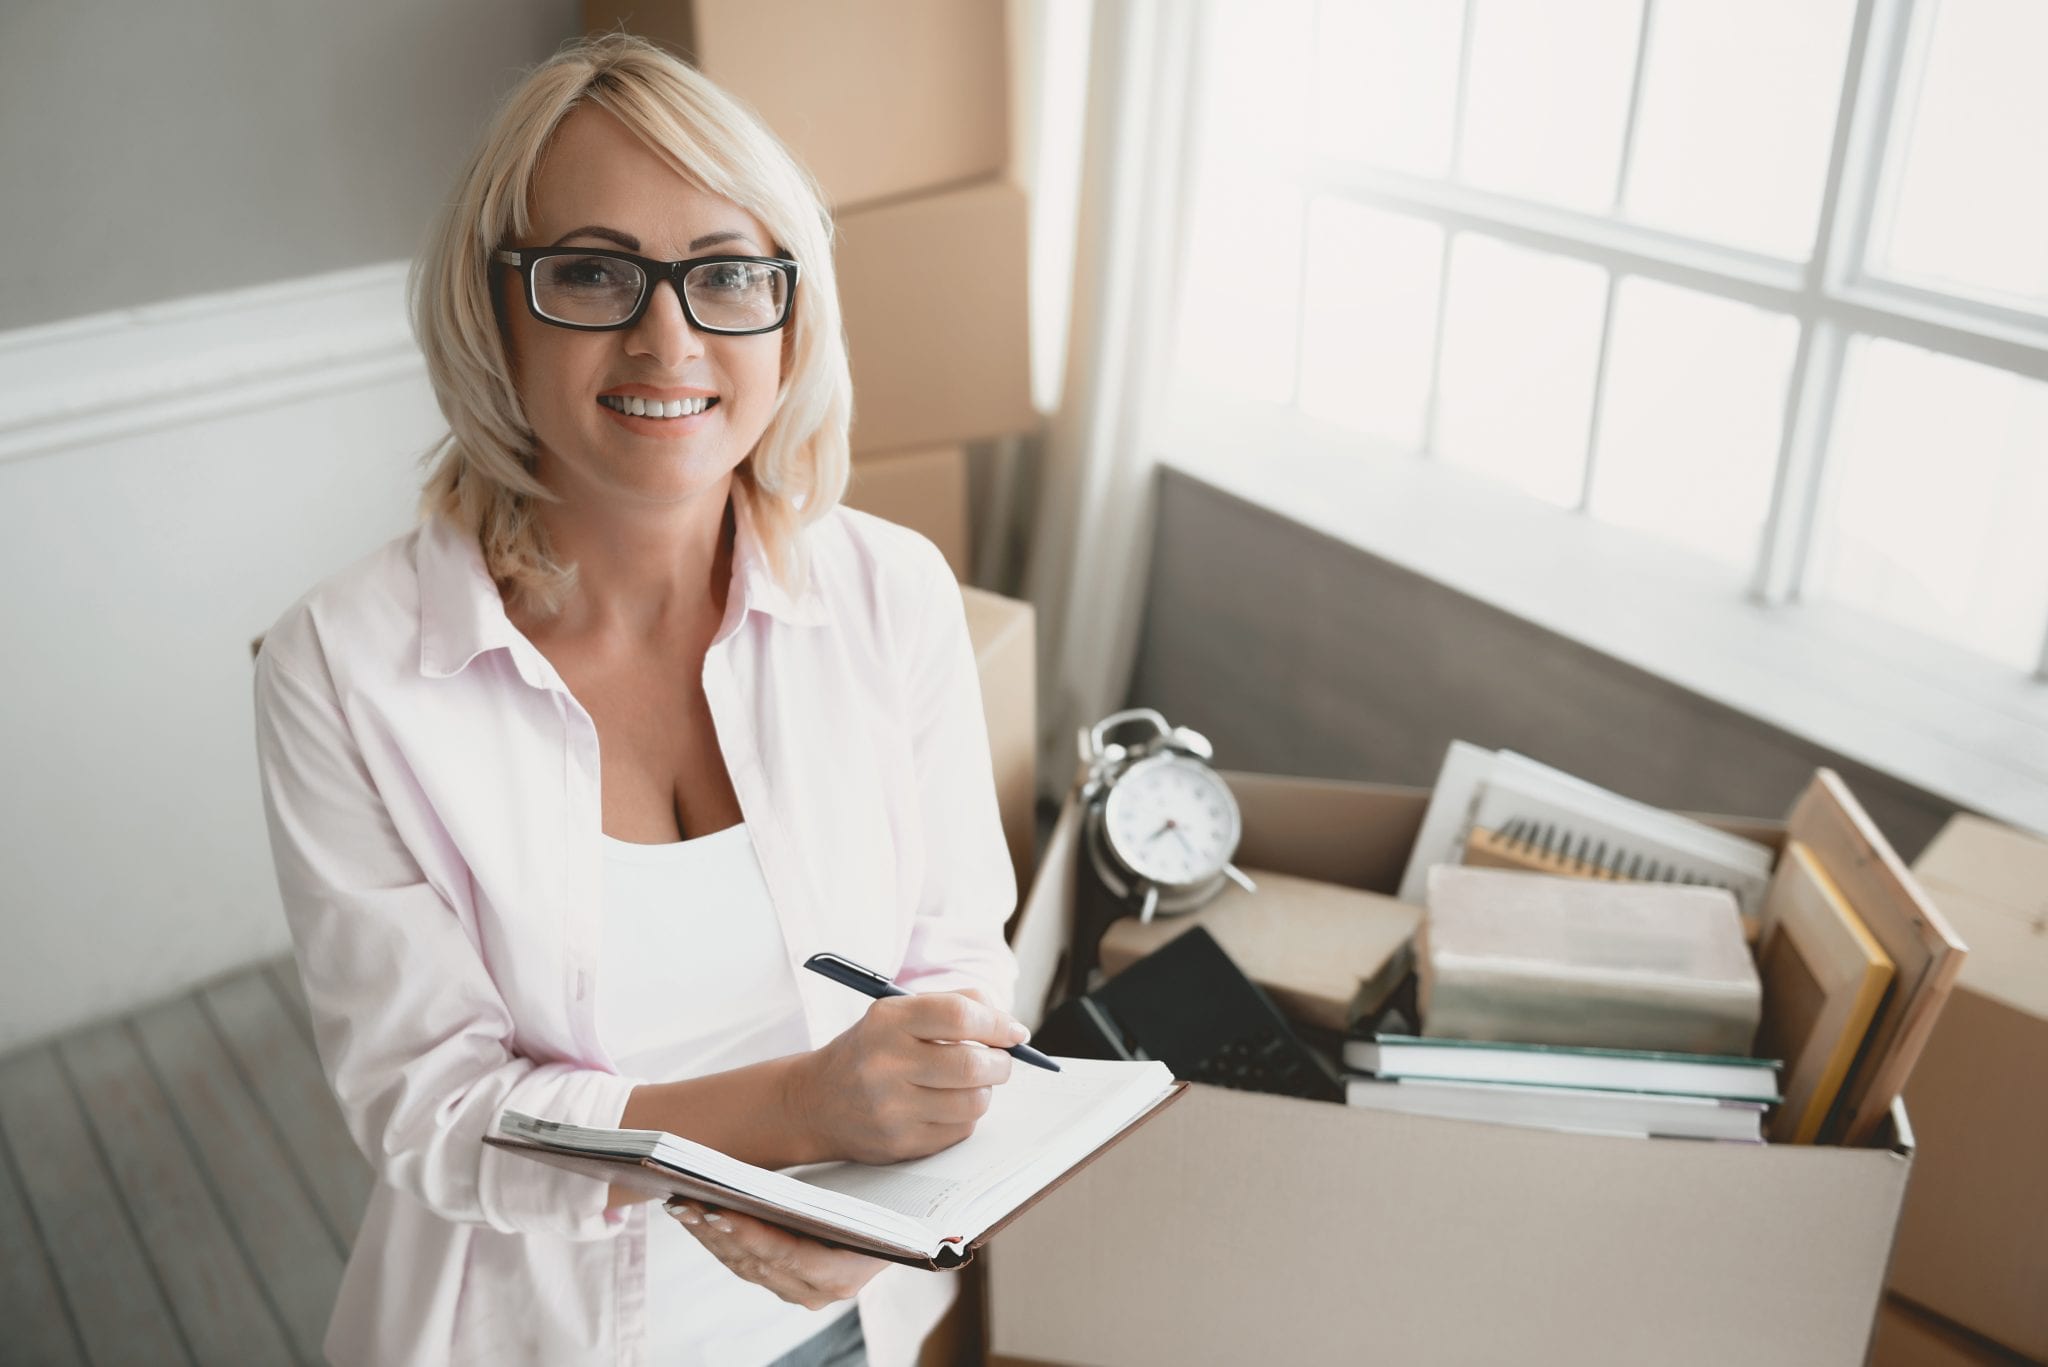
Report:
487,1057,1185,1269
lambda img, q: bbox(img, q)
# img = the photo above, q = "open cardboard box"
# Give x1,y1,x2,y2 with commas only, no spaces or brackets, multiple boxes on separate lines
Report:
989,771,1914,1367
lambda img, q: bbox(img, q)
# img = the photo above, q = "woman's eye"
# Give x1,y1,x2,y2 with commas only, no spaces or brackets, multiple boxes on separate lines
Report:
561,260,626,288
702,265,756,292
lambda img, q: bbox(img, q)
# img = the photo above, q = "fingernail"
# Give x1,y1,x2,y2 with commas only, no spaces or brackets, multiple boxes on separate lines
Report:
673,1206,702,1227
705,1212,730,1229
1010,1022,1030,1043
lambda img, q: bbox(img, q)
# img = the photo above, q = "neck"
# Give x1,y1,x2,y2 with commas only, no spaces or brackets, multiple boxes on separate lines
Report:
523,471,739,647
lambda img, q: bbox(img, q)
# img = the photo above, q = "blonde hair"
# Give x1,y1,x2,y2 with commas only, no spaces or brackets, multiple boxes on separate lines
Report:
411,32,851,619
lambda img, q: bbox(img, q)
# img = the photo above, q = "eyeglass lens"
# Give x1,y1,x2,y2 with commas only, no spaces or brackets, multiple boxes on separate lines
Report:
530,255,789,330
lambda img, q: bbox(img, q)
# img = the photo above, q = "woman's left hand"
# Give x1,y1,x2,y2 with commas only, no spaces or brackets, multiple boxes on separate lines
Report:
666,1200,889,1309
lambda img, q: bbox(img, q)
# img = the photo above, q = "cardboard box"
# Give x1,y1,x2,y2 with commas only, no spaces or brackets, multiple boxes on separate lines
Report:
843,445,972,579
1889,815,2048,1362
962,585,1036,899
689,0,1010,210
1868,1295,2034,1367
991,772,1915,1367
839,179,1037,455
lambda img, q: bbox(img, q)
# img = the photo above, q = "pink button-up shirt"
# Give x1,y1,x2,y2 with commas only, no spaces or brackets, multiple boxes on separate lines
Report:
252,494,1019,1367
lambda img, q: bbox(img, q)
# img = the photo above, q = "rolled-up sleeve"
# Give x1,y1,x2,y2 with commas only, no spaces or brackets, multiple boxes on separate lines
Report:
253,641,638,1240
887,540,1022,1012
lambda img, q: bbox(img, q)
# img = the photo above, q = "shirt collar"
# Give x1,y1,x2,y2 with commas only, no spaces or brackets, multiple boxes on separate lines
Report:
416,495,827,684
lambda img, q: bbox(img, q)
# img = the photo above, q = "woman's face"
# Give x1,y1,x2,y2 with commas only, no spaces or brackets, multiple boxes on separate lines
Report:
504,106,785,511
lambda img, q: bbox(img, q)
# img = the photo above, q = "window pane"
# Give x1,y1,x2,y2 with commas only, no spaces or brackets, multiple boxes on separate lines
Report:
1623,0,1855,258
1176,0,1316,403
1808,338,2048,672
1869,0,2048,310
1459,0,1641,212
1588,279,1798,568
1176,180,1305,405
1313,0,1463,177
1434,235,1606,507
1298,199,1445,449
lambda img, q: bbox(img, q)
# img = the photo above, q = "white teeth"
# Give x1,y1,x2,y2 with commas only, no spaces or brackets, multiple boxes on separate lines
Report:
601,395,714,418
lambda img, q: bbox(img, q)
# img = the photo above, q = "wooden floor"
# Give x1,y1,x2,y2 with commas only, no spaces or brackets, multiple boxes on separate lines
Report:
0,957,369,1366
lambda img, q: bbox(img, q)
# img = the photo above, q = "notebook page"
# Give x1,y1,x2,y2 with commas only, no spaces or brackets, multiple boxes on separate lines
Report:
787,1056,1174,1237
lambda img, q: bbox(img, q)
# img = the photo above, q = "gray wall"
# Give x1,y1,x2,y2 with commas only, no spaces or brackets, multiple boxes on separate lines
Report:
0,0,582,330
1130,467,1959,863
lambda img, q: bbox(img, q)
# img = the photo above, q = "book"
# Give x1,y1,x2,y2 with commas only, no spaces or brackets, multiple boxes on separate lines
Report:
1345,1034,1782,1103
1754,841,1894,1144
1397,743,1777,932
1098,867,1422,1032
1419,864,1762,1055
486,1057,1184,1269
1786,772,1968,1146
1344,1075,1767,1142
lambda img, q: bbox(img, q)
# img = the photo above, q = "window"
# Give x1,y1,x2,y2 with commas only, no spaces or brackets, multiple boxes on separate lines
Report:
1174,0,2048,679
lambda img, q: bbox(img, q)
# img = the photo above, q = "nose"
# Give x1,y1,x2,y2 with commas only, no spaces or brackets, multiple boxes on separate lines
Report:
626,275,706,368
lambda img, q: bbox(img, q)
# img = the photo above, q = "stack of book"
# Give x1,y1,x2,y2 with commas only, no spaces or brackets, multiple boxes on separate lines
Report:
1344,1035,1781,1143
1352,743,1967,1146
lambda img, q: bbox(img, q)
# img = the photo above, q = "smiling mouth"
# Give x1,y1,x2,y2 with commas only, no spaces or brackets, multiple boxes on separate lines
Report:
598,395,718,418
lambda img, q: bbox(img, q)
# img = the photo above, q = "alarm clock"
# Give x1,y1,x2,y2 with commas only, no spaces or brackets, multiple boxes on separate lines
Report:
1077,708,1256,926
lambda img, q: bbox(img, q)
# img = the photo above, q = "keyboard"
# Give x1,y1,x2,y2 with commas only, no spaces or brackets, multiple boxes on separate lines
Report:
1033,925,1346,1103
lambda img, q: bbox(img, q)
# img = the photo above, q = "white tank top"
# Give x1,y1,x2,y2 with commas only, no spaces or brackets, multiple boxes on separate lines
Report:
597,824,855,1365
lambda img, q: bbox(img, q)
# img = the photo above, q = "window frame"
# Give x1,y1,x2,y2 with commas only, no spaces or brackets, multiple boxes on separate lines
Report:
1285,0,2048,679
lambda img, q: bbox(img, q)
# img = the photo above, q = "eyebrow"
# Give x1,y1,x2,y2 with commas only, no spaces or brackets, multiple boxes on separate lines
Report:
548,225,762,252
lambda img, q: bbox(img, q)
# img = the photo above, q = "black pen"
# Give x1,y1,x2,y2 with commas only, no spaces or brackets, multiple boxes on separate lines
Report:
801,952,1061,1072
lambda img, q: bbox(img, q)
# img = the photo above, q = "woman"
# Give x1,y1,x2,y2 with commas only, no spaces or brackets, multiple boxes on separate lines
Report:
253,33,1024,1367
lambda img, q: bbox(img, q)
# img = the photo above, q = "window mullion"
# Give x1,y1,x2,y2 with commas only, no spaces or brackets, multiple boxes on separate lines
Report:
1750,0,1900,606
1579,270,1621,513
1448,0,1476,181
1750,319,1847,605
1823,0,1922,297
1421,231,1456,461
1610,0,1657,214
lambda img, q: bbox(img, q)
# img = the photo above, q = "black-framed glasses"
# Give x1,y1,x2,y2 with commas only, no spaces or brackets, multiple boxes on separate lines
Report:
493,247,800,334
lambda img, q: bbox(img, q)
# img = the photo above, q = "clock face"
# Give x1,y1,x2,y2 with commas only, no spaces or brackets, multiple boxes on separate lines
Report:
1102,756,1240,887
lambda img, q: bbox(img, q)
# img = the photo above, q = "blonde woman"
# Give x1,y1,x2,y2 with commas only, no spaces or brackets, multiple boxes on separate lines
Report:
254,34,1023,1367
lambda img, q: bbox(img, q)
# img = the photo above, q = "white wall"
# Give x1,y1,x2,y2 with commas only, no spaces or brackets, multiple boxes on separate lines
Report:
0,0,579,329
0,0,579,1051
0,267,438,1051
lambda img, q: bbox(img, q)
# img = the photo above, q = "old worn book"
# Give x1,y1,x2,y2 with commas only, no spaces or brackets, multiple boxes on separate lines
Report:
487,1057,1183,1269
1099,867,1422,1032
1785,771,1967,1146
1756,841,1895,1144
1420,865,1762,1055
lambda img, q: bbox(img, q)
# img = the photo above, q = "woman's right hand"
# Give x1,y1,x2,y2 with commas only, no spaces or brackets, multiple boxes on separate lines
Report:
788,988,1030,1164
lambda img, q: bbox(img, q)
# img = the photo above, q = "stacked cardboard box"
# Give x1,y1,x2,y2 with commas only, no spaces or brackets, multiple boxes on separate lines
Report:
580,0,1042,908
1888,815,2048,1364
584,0,1038,568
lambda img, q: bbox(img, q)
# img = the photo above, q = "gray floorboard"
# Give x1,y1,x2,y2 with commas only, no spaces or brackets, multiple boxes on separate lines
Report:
0,1093,87,1366
0,1046,194,1367
264,958,316,1049
133,994,344,1364
59,1022,296,1367
200,972,372,1242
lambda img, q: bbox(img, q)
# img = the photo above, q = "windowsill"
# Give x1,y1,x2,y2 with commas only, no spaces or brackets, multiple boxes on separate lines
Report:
1156,394,2048,838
